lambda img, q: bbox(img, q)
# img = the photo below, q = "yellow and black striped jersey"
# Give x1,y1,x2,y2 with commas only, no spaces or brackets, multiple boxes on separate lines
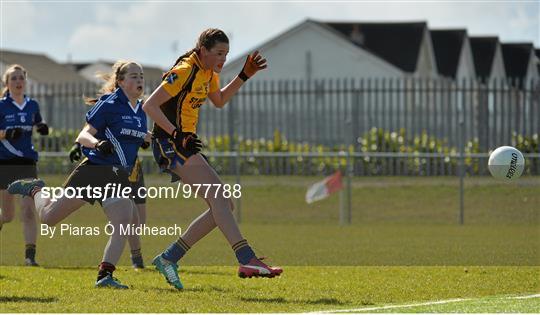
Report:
153,52,220,137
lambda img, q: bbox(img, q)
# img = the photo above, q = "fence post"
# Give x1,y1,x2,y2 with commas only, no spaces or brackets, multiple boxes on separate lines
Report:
235,149,242,224
458,79,465,225
228,97,235,152
228,97,242,223
459,119,465,225
340,125,353,226
339,152,352,226
346,150,352,224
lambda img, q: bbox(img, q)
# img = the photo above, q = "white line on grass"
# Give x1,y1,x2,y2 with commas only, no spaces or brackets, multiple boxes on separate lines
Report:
312,293,540,313
311,298,472,313
508,293,540,299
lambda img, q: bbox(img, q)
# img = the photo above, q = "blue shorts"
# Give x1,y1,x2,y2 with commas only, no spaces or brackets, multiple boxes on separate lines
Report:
152,138,195,182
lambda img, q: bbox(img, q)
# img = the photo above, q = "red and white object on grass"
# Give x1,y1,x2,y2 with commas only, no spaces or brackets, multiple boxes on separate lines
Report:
305,171,344,204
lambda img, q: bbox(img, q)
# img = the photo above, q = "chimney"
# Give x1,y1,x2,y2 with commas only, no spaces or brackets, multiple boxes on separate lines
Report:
350,24,364,46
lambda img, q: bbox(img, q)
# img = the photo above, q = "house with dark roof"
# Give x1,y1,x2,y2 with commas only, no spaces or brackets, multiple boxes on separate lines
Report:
430,29,476,80
67,62,92,72
469,37,506,83
221,19,438,81
501,43,538,88
0,50,94,130
0,49,89,85
324,21,438,77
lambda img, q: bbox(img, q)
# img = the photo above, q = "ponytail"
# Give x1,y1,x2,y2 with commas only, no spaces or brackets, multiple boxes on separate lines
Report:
162,48,198,80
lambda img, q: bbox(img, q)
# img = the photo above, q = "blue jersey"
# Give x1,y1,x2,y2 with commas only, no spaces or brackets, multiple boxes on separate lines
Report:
0,94,43,161
83,88,147,172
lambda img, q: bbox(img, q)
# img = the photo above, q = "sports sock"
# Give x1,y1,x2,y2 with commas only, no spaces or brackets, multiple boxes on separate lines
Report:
131,248,144,266
25,244,36,261
30,186,42,199
233,239,256,265
131,248,142,258
97,262,115,281
161,237,190,263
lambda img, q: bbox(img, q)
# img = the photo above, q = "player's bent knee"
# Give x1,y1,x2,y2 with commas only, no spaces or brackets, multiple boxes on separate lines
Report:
40,214,59,227
103,198,133,224
102,197,125,208
20,206,35,222
20,212,35,223
1,204,15,221
209,196,232,213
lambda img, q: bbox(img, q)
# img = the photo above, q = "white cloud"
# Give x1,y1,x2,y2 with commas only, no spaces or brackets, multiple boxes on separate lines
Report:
67,2,218,66
505,4,539,43
1,1,38,44
68,24,140,59
5,1,537,68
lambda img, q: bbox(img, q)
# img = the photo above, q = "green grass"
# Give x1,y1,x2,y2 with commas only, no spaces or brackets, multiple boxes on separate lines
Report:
1,175,539,312
0,266,538,312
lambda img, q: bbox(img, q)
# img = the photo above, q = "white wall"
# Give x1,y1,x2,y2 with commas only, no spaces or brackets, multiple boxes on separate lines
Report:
525,49,539,85
490,44,507,81
414,29,438,78
456,38,477,80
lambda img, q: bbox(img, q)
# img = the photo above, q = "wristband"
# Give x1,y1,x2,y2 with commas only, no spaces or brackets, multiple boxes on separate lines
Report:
238,71,249,82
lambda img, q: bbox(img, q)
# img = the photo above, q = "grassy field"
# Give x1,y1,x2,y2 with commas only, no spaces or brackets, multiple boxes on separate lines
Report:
1,175,539,312
0,266,538,312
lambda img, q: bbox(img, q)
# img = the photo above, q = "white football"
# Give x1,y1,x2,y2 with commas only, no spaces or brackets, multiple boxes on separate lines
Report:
488,146,524,181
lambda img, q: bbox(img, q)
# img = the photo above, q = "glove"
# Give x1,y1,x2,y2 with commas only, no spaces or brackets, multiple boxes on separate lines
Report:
36,122,49,136
141,141,150,149
238,50,267,81
69,143,82,163
171,129,202,153
95,140,115,155
4,128,22,140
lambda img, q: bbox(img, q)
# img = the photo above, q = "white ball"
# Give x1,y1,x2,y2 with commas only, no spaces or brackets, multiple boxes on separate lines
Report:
488,146,524,181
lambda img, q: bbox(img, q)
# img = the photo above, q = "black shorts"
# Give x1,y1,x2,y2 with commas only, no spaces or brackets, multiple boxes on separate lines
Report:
0,158,38,190
128,158,146,205
63,159,132,206
152,137,197,183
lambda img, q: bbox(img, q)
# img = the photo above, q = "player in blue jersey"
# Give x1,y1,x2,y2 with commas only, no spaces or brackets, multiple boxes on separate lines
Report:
9,60,149,289
0,64,49,266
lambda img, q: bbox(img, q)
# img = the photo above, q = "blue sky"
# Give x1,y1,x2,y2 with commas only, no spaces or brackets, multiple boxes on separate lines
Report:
1,1,538,69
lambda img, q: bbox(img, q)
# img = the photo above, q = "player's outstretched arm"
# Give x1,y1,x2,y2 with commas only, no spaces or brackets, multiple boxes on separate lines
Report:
208,51,267,108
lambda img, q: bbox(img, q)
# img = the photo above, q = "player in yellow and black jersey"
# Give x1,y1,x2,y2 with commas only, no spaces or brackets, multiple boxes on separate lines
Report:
152,51,220,138
143,28,282,290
